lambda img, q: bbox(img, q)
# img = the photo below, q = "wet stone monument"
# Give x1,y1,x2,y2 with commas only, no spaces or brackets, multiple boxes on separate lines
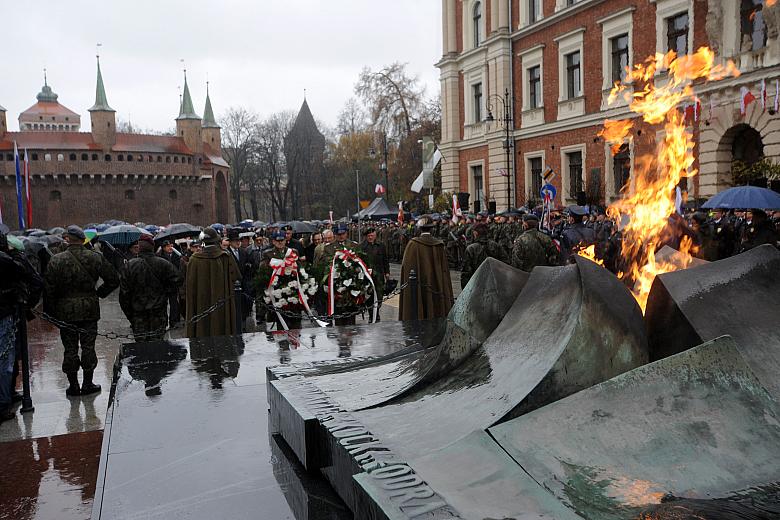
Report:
93,249,780,520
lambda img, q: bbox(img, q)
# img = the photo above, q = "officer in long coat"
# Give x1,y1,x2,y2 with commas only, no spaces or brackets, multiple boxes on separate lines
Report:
44,226,119,396
119,235,183,341
185,227,241,338
399,216,454,320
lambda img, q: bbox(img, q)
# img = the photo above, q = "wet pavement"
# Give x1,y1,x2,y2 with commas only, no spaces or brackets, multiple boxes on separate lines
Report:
0,262,461,520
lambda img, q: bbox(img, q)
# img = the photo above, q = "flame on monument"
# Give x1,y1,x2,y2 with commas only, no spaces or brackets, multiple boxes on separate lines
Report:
579,48,740,312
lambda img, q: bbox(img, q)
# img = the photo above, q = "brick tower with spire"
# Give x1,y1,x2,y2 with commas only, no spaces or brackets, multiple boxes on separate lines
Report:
176,71,202,154
89,56,116,149
201,82,221,153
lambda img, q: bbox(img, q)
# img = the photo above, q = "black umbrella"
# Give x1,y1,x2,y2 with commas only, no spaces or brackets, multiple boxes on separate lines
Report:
25,229,46,237
99,224,152,245
287,221,317,234
48,226,66,235
154,223,202,243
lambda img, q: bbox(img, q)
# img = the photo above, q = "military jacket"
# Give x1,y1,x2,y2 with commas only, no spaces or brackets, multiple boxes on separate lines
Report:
44,244,119,321
119,251,183,316
511,229,557,272
461,238,508,289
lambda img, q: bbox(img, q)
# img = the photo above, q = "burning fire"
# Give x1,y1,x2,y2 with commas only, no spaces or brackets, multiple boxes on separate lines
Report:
580,48,739,312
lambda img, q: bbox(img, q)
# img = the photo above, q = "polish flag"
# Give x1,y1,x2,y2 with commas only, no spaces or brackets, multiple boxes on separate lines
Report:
775,79,779,113
761,79,767,111
374,184,386,195
740,87,756,116
397,200,404,224
451,193,462,223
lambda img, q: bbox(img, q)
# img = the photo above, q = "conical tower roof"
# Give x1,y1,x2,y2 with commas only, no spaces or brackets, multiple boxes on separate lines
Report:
89,57,114,112
177,71,200,120
202,83,219,128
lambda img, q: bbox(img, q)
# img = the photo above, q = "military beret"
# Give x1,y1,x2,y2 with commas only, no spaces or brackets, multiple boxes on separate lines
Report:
65,225,86,240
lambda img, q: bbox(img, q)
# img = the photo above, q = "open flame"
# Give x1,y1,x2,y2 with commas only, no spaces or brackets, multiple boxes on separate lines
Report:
580,48,739,312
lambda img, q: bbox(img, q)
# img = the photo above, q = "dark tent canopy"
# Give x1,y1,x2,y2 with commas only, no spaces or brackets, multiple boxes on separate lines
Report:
352,197,397,221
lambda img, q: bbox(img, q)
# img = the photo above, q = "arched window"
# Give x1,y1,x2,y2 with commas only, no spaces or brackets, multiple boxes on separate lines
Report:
57,153,64,161
157,156,162,163
50,190,62,201
174,156,179,163
127,154,133,162
169,189,177,200
69,153,77,161
166,156,171,163
105,154,112,162
44,153,52,161
81,153,88,161
124,189,135,200
91,153,98,161
473,1,482,47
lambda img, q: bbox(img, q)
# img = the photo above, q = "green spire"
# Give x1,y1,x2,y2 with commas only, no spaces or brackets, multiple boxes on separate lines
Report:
89,57,114,112
202,82,219,128
177,70,200,120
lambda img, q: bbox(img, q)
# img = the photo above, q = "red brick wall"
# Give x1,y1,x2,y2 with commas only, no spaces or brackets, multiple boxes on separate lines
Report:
456,0,464,54
512,0,657,124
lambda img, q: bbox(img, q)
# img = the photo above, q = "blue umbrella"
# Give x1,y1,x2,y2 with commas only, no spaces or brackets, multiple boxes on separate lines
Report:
702,186,780,210
98,224,152,245
237,219,254,229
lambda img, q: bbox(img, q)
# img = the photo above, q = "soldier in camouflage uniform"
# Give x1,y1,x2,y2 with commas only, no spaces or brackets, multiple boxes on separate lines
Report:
44,226,119,396
511,215,559,272
461,223,508,289
119,235,183,342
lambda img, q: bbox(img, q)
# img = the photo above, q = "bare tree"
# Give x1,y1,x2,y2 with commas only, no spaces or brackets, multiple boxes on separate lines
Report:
355,62,425,138
220,107,259,222
336,97,369,136
255,111,297,221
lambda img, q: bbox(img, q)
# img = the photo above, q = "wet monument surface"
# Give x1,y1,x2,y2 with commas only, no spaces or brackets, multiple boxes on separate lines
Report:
91,320,442,520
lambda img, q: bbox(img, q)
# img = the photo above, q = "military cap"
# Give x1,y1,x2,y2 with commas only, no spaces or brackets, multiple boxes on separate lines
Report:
416,215,435,229
65,225,86,240
567,205,589,216
334,223,348,234
161,240,172,246
282,224,293,231
271,231,286,240
365,227,377,234
199,227,221,245
239,231,255,239
522,214,540,222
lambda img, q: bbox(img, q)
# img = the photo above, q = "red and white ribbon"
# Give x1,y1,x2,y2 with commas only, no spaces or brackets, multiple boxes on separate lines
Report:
327,248,378,323
267,248,326,330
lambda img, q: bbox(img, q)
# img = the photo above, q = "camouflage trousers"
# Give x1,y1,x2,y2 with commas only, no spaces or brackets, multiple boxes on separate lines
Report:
60,320,98,374
129,309,169,342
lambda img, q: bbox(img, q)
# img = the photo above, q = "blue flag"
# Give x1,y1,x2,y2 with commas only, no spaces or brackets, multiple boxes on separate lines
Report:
14,141,25,229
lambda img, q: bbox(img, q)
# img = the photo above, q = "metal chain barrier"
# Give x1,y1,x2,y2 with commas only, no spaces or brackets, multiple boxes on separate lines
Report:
30,297,228,341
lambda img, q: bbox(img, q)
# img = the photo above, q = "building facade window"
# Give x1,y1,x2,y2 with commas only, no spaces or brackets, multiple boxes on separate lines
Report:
473,1,482,47
529,156,544,198
124,190,135,200
169,189,178,200
105,154,112,161
529,0,541,23
561,146,585,201
91,154,98,161
611,34,629,84
666,12,689,55
44,154,52,161
565,51,581,99
471,164,484,208
69,153,77,161
49,190,61,201
613,143,631,194
740,0,766,52
81,153,88,160
473,82,483,123
528,66,541,108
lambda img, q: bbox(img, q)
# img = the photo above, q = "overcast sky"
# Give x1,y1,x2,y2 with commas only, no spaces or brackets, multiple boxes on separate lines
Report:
4,0,442,132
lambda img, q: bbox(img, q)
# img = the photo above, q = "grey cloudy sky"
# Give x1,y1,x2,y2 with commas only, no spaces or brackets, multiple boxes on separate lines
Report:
4,0,442,132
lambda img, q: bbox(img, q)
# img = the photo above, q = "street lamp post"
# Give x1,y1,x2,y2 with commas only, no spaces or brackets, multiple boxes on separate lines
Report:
485,88,514,210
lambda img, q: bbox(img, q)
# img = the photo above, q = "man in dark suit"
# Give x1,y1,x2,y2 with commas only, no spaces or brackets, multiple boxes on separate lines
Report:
227,228,254,324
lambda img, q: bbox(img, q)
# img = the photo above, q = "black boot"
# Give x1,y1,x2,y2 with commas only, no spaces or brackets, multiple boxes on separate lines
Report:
65,372,81,397
81,370,101,395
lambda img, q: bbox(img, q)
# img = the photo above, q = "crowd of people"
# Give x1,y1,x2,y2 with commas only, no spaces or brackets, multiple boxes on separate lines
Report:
1,202,777,422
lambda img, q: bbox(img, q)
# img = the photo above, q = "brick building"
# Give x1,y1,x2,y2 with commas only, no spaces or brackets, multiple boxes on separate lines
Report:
0,59,231,230
438,0,780,212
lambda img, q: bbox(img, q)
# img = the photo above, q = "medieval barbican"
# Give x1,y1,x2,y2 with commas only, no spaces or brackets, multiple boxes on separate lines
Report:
438,0,780,212
0,59,231,228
